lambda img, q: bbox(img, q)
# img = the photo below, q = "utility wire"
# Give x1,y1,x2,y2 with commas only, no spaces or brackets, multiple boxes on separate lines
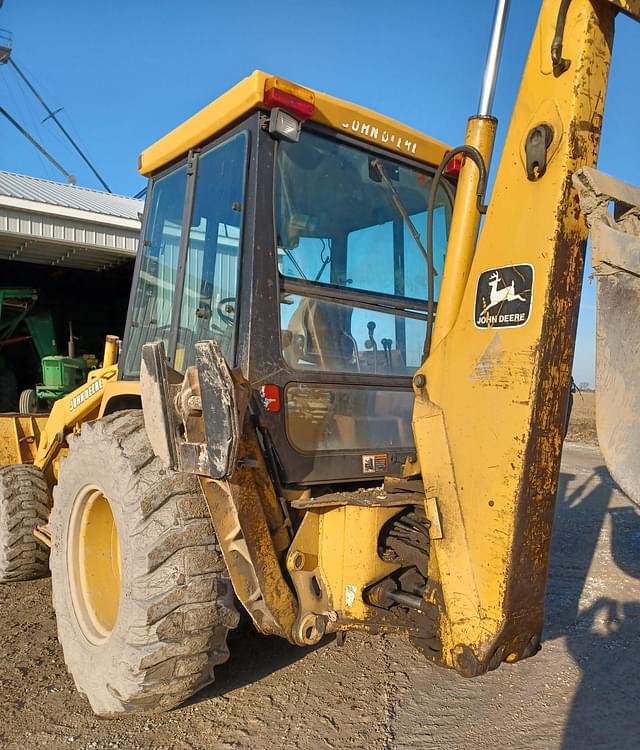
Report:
1,63,52,176
0,105,76,184
29,65,96,168
0,68,55,176
8,58,112,192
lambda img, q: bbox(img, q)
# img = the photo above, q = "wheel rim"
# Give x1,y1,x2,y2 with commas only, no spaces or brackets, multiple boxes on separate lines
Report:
67,486,121,644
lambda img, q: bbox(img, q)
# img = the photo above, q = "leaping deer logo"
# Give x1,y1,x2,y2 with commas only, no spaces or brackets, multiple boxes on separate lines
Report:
480,271,527,315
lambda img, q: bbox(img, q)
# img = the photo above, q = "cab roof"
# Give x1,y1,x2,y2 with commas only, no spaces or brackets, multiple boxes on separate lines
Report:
139,70,449,176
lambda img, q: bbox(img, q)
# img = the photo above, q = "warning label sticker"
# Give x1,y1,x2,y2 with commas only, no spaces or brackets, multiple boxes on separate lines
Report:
474,264,534,329
362,453,388,474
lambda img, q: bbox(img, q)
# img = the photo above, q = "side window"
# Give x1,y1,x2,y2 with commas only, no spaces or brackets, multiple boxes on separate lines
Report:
175,131,249,371
123,165,187,378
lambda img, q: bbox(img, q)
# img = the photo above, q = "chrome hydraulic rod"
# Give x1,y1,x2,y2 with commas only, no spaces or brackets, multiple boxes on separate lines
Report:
477,0,510,116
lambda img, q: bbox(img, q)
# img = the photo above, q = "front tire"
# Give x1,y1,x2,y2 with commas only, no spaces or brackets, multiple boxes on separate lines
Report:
50,410,239,716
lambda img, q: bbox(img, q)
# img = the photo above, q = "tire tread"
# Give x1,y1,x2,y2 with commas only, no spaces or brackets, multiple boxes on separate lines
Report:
0,464,50,582
50,410,238,716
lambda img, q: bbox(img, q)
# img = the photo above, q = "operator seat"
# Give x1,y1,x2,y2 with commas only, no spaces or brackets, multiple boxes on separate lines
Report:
284,297,358,371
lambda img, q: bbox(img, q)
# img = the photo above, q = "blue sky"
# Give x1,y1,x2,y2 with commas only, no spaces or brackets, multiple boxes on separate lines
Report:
1,0,637,386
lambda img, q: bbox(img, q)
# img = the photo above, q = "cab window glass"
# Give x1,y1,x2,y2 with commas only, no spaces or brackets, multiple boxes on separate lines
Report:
175,131,248,371
275,130,453,376
123,165,186,377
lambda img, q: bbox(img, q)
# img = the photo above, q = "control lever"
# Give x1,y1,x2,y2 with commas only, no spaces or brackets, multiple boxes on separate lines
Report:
381,338,392,370
365,321,378,373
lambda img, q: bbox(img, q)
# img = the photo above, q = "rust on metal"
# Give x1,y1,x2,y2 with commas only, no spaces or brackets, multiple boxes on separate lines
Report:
290,488,427,510
607,0,640,20
488,46,615,671
411,0,616,677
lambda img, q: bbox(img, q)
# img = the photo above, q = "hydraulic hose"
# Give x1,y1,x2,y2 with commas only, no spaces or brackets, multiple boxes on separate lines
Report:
551,0,572,75
424,145,488,358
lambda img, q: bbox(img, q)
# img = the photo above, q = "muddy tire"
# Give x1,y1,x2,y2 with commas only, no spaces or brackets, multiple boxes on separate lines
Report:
0,464,50,582
50,410,239,716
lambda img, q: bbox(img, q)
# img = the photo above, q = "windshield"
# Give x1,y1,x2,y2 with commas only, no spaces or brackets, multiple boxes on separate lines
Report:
275,130,452,376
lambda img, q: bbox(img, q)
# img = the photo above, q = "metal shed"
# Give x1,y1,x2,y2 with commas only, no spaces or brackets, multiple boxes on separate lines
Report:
0,171,143,271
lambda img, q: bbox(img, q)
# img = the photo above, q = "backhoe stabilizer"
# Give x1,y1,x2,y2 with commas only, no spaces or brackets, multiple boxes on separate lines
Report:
573,166,640,508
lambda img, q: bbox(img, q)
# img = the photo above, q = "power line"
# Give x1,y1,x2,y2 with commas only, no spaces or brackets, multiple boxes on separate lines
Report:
0,105,76,184
8,58,112,192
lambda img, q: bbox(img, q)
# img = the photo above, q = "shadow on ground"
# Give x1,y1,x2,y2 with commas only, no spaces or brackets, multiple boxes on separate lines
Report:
547,463,640,749
185,622,322,707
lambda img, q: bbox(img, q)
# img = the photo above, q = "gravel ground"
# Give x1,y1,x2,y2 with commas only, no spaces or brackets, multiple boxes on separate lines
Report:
0,443,638,750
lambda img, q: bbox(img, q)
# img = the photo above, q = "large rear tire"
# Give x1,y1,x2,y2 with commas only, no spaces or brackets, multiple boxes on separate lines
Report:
50,410,239,716
0,464,50,582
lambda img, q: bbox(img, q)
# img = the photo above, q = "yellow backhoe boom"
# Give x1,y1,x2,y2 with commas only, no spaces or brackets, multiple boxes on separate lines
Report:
411,0,633,675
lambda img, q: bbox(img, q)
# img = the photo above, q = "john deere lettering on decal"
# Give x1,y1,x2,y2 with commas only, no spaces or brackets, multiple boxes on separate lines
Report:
474,264,534,329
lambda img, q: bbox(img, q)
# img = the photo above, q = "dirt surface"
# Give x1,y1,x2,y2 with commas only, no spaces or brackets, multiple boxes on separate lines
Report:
1,443,639,750
566,389,597,445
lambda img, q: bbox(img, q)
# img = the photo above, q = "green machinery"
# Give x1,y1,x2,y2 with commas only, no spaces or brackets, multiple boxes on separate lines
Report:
0,288,93,414
0,288,56,412
24,349,96,413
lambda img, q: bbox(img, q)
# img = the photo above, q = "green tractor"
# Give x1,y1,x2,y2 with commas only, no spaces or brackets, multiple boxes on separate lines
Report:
18,346,96,415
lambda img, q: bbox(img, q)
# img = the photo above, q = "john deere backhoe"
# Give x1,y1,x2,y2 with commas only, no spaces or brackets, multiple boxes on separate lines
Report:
0,0,637,717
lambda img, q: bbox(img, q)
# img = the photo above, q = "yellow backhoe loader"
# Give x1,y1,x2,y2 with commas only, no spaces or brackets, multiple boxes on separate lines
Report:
0,0,637,717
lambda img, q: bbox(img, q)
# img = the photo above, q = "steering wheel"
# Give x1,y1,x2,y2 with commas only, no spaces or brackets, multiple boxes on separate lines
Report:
217,297,237,327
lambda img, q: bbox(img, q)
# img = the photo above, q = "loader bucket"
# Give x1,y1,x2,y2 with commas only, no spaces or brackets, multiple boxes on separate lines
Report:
0,414,47,467
573,167,640,506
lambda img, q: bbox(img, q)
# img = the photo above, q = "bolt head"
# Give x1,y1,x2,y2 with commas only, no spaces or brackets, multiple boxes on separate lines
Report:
413,374,426,388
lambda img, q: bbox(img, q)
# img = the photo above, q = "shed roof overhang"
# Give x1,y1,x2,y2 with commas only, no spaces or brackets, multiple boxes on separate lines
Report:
0,193,142,271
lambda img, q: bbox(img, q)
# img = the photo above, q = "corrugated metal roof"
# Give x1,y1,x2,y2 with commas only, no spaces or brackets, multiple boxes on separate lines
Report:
0,171,143,220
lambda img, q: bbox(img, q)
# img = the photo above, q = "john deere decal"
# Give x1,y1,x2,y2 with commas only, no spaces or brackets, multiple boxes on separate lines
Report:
474,265,534,329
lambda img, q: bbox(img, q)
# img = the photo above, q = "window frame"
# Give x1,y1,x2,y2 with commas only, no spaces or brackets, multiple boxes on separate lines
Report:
120,154,188,379
174,129,250,372
120,117,254,379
